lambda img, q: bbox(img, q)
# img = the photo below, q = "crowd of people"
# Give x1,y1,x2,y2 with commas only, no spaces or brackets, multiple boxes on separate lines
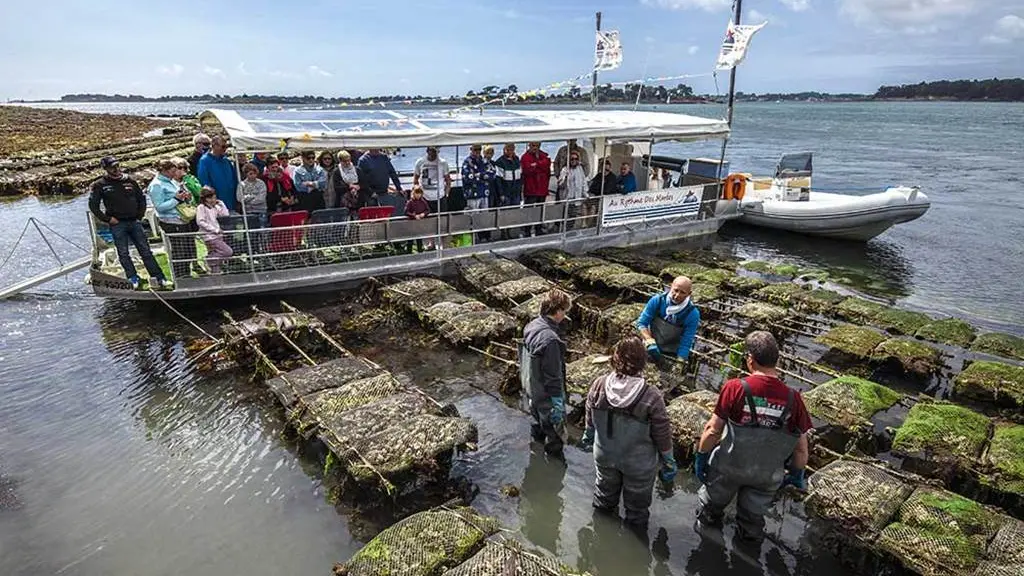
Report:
522,286,811,542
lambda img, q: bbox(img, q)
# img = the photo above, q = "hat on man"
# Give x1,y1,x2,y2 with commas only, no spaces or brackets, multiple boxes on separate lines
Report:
100,156,118,169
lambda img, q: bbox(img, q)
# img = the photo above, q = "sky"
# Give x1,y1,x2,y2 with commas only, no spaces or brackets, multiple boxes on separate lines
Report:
2,0,1022,100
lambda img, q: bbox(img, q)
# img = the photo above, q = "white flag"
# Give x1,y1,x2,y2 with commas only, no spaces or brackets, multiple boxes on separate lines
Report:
594,30,623,71
715,21,767,70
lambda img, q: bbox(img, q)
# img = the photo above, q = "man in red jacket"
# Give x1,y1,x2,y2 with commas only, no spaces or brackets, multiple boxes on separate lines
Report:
520,141,551,236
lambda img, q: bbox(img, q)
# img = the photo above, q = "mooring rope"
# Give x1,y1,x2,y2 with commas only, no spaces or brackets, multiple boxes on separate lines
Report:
147,288,221,343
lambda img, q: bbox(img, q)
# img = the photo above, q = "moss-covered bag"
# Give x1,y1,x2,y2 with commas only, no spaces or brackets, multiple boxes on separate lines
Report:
342,414,477,482
443,539,590,576
565,355,661,398
734,301,789,324
806,460,914,533
954,360,1024,407
835,297,889,324
803,376,902,428
485,276,551,305
816,324,888,360
659,262,710,282
721,275,768,295
266,356,385,408
971,332,1024,362
574,263,633,286
597,303,646,339
871,338,943,378
877,487,1004,576
985,423,1024,497
690,268,735,288
667,250,740,271
974,517,1024,576
341,506,500,576
915,318,977,348
892,402,990,465
690,283,723,304
666,398,713,447
871,308,933,336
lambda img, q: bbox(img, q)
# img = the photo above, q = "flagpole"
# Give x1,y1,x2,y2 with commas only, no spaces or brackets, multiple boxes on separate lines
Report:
591,11,602,109
716,0,742,181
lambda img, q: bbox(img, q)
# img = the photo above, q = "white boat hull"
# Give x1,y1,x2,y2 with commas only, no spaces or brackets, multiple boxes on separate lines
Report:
738,187,930,241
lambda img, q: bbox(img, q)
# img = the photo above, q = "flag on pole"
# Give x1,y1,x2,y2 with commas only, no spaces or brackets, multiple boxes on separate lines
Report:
715,21,767,70
594,30,623,71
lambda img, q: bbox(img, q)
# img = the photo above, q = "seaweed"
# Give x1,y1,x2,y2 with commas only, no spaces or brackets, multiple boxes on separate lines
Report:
915,318,977,348
971,332,1024,362
803,376,903,428
871,338,943,378
816,324,888,359
954,360,1024,407
892,402,990,464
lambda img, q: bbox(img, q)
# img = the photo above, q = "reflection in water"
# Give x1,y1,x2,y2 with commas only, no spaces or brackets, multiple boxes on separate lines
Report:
520,448,567,553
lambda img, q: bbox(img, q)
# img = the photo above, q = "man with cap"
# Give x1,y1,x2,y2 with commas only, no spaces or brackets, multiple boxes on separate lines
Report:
520,288,572,456
636,275,700,365
88,157,168,290
694,330,812,541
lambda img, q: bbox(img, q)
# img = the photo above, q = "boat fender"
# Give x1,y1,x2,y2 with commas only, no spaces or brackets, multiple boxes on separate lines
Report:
723,173,748,200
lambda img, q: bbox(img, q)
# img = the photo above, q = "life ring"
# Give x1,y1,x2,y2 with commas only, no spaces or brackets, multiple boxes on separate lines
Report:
723,173,748,200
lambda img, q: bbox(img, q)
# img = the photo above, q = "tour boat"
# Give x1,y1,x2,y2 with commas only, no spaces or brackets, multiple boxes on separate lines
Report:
84,107,740,300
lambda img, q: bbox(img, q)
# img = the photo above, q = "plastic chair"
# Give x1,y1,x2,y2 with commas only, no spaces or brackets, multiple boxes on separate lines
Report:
217,214,262,256
357,206,395,220
269,210,308,253
308,208,351,250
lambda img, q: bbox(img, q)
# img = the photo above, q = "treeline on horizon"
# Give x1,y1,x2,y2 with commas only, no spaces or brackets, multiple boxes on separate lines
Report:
13,77,1023,104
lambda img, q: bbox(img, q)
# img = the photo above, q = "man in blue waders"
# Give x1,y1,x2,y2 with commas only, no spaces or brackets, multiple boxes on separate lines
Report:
636,276,700,368
520,288,573,457
693,330,812,541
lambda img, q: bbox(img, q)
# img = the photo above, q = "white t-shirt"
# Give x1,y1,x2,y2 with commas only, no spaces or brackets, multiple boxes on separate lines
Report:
414,156,450,201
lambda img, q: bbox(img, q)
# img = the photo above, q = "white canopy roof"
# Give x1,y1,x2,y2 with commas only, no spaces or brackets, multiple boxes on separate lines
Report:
198,107,730,151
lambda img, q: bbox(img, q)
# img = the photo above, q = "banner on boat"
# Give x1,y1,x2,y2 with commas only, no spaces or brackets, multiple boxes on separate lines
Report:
594,30,623,71
601,185,703,227
715,21,767,70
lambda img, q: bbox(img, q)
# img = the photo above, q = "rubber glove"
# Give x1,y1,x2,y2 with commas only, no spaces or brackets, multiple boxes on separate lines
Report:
694,451,710,484
578,427,595,453
782,468,806,490
644,337,661,359
550,395,566,426
659,451,678,483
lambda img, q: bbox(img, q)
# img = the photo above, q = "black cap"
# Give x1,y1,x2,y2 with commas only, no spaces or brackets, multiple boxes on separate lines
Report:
100,156,118,169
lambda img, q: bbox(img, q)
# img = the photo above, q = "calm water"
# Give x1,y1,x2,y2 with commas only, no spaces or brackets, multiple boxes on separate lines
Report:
1,101,1022,576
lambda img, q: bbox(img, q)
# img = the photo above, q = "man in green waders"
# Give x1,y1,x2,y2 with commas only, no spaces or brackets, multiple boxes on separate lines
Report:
520,288,573,456
636,276,700,367
694,331,812,541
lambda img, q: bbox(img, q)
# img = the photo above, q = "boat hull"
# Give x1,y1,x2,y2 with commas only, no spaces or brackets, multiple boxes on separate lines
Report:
738,189,930,241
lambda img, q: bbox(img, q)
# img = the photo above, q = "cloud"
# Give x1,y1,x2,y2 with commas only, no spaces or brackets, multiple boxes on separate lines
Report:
645,35,656,44
641,0,731,13
202,65,225,78
982,14,1024,43
688,45,700,55
840,0,978,30
778,0,810,11
748,9,770,22
463,68,472,74
501,9,519,19
156,63,184,77
236,62,252,76
307,65,333,77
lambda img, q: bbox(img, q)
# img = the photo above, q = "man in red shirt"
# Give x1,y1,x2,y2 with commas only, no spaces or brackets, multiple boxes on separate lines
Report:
693,330,812,541
520,142,551,236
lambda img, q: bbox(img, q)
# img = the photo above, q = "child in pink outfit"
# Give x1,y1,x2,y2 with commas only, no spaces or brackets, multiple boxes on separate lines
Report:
195,186,233,273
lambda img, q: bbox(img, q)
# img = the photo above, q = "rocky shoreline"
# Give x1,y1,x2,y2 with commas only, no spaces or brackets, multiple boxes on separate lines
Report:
0,106,195,197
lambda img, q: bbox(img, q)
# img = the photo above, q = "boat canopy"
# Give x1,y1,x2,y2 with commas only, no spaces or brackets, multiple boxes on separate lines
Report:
198,108,730,151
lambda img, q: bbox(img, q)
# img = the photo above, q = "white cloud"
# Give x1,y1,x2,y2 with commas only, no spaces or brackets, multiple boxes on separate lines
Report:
840,0,978,30
778,0,809,11
645,35,656,44
202,65,225,78
501,9,519,19
236,62,252,76
982,14,1024,43
748,9,769,22
463,68,472,74
156,63,184,77
641,0,731,13
687,45,700,55
307,65,333,77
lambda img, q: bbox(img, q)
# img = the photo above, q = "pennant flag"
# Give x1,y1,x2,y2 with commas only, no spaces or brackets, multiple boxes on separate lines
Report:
594,30,623,71
715,21,767,70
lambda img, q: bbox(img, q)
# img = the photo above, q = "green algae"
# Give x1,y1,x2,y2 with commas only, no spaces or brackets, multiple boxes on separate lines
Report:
756,283,847,314
803,376,902,428
836,297,889,323
690,268,735,287
754,282,804,306
915,318,977,348
774,263,800,277
720,275,767,295
796,289,847,313
667,250,740,271
954,360,1024,407
816,324,888,359
987,423,1024,495
740,260,773,274
872,308,933,336
892,402,990,463
691,283,722,304
659,262,710,281
798,268,830,283
872,338,943,377
971,332,1024,361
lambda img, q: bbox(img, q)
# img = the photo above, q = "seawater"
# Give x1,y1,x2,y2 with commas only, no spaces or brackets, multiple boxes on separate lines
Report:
1,101,1022,576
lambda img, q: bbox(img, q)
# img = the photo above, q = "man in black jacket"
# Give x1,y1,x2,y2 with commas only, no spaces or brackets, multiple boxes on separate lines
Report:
588,160,618,197
88,156,167,290
520,288,573,456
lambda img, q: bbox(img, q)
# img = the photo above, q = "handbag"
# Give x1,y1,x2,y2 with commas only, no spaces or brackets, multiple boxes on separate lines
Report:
176,201,197,223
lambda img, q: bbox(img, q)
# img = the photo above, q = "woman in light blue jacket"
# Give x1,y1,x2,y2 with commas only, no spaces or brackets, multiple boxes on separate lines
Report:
147,158,197,282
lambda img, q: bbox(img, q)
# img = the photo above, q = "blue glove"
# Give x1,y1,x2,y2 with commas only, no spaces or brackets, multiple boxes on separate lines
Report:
782,468,806,490
694,451,710,484
646,342,661,359
550,395,566,426
659,451,678,483
578,427,595,452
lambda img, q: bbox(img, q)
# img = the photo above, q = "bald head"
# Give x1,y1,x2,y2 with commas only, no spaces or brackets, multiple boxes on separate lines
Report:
668,276,693,305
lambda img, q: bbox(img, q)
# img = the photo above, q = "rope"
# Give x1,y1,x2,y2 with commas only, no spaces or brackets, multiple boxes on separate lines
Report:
32,218,89,253
0,219,32,274
147,288,221,343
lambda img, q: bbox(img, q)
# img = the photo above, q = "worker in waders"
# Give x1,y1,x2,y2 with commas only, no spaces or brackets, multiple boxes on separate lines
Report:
636,276,700,367
520,288,573,456
578,336,676,528
694,331,812,541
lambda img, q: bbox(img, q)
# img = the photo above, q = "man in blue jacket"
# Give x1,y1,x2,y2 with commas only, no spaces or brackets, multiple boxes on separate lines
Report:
197,136,238,212
636,276,700,363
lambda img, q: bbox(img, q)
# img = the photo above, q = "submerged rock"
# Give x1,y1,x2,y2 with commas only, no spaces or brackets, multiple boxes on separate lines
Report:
954,360,1024,407
892,402,990,464
803,376,903,428
971,332,1024,361
871,338,943,378
915,318,977,348
816,324,888,359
